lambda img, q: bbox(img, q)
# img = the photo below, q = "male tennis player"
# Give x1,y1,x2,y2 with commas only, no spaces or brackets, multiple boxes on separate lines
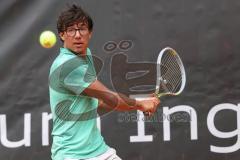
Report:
49,4,160,160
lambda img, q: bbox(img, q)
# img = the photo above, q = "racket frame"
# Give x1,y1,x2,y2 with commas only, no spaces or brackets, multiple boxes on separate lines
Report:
155,47,186,98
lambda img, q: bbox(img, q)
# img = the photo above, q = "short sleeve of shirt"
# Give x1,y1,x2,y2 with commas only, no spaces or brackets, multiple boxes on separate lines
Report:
60,56,96,95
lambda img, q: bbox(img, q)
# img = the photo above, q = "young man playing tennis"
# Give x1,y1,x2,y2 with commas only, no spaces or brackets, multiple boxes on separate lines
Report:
49,4,160,160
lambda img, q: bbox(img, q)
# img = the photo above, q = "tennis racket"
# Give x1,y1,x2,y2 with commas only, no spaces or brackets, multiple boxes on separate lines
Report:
144,47,186,115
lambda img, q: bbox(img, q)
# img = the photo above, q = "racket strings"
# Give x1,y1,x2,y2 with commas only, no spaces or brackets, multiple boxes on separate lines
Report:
166,63,182,92
164,62,181,87
162,71,181,93
159,52,182,93
164,55,182,93
164,60,182,93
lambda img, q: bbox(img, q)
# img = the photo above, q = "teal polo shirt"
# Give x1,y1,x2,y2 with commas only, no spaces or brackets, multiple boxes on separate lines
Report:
49,48,108,160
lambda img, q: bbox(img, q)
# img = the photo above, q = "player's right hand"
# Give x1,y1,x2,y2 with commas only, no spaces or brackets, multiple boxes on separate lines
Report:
137,97,160,115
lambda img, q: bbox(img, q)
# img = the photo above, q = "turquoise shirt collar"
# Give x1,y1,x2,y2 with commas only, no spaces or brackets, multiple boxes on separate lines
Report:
60,47,91,56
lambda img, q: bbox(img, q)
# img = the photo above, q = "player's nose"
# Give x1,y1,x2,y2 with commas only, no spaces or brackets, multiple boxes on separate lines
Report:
75,30,82,38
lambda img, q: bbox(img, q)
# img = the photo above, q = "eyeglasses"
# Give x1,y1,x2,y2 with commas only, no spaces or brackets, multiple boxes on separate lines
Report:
66,27,89,37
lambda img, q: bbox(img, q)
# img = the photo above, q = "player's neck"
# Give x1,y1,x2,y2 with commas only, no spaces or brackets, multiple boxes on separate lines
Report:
77,50,87,59
65,47,87,58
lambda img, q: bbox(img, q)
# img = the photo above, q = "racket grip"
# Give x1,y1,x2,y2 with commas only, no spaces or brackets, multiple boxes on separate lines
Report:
143,111,150,116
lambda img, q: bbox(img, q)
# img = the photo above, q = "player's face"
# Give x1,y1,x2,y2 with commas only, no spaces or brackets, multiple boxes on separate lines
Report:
60,22,92,55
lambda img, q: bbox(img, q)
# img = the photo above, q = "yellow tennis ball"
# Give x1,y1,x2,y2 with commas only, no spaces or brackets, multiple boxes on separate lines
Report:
39,31,57,48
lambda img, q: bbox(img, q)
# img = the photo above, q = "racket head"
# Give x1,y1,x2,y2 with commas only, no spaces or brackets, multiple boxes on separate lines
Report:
155,47,186,97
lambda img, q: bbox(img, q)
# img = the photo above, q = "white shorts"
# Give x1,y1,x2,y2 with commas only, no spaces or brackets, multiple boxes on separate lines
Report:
64,148,122,160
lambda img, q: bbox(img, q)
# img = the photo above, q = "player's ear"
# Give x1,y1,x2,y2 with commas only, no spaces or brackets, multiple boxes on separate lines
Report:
59,32,65,41
88,31,92,39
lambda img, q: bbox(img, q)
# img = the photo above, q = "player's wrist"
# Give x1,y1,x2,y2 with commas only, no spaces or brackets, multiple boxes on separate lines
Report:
135,100,144,111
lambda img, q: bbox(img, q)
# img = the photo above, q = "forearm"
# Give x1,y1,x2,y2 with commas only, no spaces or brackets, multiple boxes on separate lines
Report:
83,80,142,111
98,92,142,111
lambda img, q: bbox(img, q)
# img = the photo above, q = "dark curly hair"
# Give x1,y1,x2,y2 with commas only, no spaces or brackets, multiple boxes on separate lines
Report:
57,4,93,34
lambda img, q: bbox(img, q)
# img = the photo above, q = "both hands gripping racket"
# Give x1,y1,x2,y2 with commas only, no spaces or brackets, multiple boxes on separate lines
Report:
144,47,186,115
